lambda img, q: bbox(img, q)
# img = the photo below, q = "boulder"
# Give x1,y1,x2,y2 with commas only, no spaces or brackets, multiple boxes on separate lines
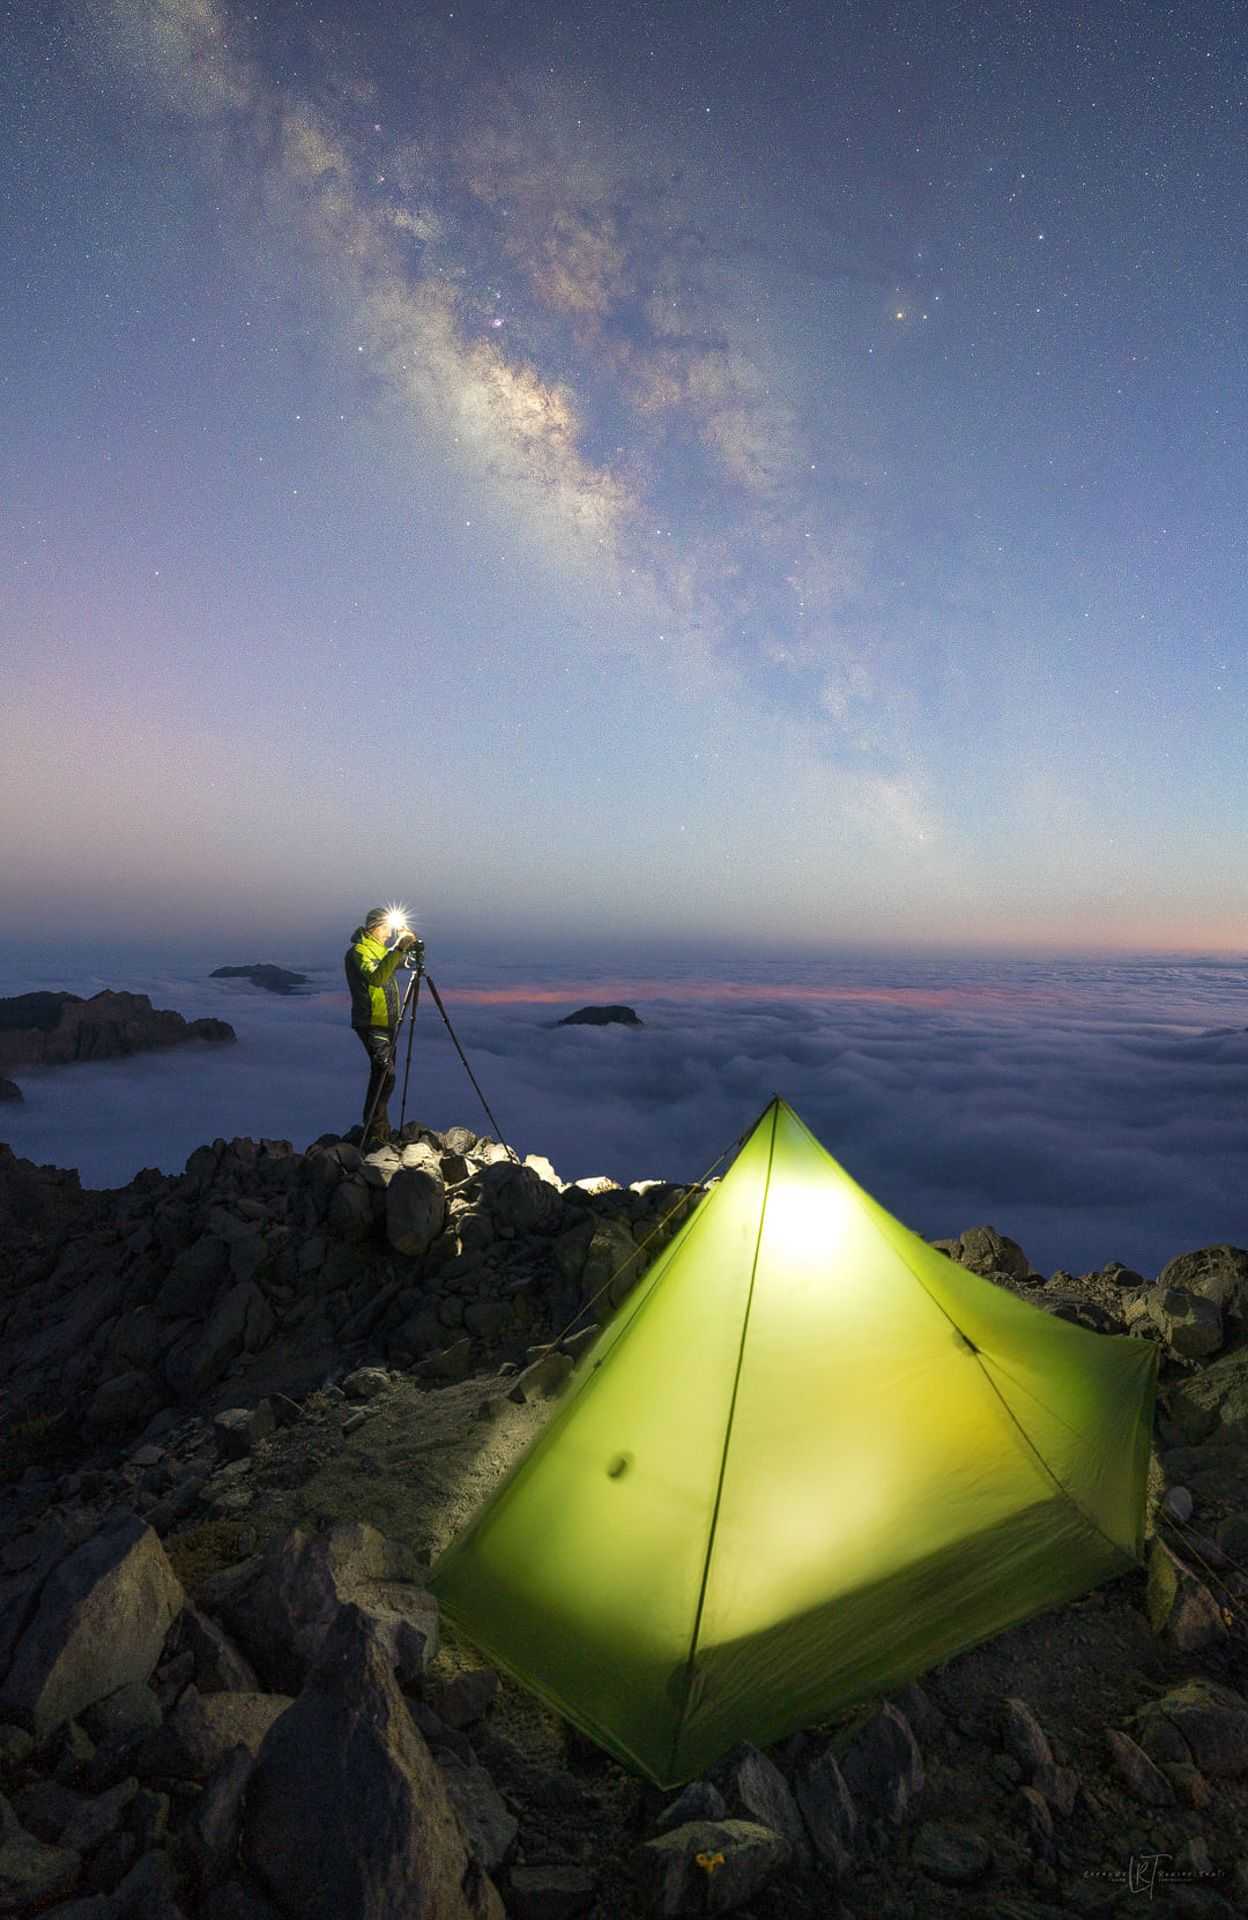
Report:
58,1775,138,1856
85,1371,166,1436
836,1703,923,1825
243,1604,502,1920
727,1744,807,1865
0,1790,80,1913
135,1686,292,1779
164,1283,272,1399
1143,1286,1224,1359
157,1236,232,1319
437,1761,517,1873
1104,1729,1175,1805
469,1162,560,1236
1149,1679,1248,1776
185,1744,255,1889
1000,1696,1077,1815
1146,1537,1227,1652
656,1782,727,1831
212,1524,438,1694
580,1218,642,1310
1165,1347,1248,1445
386,1170,446,1259
328,1180,374,1243
794,1747,857,1874
80,1681,162,1748
214,1405,276,1462
177,1604,260,1695
1157,1246,1248,1333
0,1516,183,1741
632,1818,789,1917
426,1671,498,1732
945,1226,1034,1281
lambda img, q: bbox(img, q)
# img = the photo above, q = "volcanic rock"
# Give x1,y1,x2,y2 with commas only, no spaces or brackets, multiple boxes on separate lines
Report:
0,990,234,1071
242,1604,503,1920
0,1516,183,1740
205,1523,438,1695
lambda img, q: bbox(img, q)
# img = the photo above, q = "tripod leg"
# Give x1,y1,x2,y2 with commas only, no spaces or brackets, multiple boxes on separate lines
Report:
398,970,422,1132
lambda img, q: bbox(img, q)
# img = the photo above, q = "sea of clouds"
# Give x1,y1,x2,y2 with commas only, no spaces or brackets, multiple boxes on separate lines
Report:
1,947,1245,1280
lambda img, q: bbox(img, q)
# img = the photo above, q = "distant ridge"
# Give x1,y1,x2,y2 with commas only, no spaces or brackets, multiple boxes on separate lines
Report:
555,1004,643,1028
210,965,311,995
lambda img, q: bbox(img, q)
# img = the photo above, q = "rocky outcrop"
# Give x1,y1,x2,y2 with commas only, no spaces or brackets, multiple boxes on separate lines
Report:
0,1081,20,1104
209,967,311,995
0,1122,701,1437
0,990,234,1071
554,1004,642,1027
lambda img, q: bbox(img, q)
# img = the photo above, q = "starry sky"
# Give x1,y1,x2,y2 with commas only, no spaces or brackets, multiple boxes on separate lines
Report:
3,0,1245,960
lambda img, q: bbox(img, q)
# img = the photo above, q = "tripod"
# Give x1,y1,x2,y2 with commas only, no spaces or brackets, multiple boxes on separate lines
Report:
360,956,423,1147
357,959,519,1165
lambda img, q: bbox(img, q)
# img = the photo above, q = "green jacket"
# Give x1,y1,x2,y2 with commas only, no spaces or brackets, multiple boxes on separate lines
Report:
345,927,405,1031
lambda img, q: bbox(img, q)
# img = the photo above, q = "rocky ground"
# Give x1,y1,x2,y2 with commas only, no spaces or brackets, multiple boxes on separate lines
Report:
1,1119,1247,1917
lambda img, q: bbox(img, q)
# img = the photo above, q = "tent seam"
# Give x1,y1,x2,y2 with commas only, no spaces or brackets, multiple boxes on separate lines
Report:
668,1097,780,1780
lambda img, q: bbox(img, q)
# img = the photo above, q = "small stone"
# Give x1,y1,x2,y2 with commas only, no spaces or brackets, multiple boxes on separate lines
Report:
1162,1486,1195,1524
213,1403,276,1461
342,1367,391,1402
1002,1697,1053,1775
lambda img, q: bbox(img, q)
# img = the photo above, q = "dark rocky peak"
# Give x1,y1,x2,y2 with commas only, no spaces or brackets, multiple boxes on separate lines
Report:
0,991,80,1034
554,1004,643,1028
0,990,235,1077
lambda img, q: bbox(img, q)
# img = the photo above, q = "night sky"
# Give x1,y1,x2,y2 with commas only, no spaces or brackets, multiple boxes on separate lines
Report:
4,0,1245,957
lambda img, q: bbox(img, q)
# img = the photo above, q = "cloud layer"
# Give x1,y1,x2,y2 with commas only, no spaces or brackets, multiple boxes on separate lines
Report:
3,953,1244,1280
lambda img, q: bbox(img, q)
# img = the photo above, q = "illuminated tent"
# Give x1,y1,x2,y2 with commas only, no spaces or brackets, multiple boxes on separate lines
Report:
430,1097,1157,1787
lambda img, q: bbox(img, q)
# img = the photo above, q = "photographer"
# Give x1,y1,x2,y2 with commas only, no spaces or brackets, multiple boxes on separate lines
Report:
344,907,424,1149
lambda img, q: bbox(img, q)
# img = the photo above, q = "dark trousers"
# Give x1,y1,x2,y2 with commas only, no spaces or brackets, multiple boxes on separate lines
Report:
356,1027,396,1133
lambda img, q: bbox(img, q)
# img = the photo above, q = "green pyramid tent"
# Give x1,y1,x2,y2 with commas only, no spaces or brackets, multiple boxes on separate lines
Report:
430,1097,1157,1787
